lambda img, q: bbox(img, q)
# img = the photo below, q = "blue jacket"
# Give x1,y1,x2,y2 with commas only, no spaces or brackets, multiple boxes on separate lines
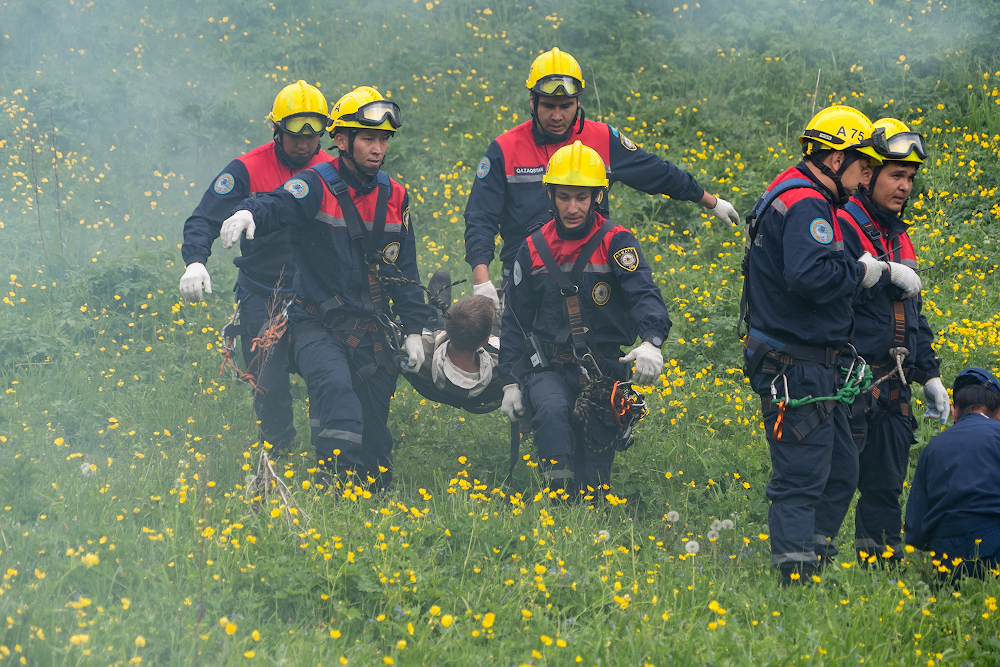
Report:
905,413,1000,552
236,157,430,336
464,120,705,271
745,163,863,349
498,214,671,383
181,142,332,289
838,192,940,385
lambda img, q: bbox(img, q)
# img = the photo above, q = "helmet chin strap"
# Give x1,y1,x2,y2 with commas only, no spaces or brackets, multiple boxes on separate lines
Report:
808,149,861,205
338,128,381,177
530,94,585,143
273,127,319,170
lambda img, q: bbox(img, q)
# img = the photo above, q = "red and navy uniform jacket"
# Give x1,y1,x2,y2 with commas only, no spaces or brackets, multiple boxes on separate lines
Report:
905,412,1000,552
497,213,671,383
464,120,705,271
745,163,863,349
236,157,430,336
181,142,333,290
838,192,940,383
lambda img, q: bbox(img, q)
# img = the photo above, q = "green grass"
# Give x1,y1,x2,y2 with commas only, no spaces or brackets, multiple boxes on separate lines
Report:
2,0,1000,664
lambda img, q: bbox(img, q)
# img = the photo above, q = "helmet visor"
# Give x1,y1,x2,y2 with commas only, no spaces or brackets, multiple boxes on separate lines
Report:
280,114,330,136
884,131,928,160
855,126,889,155
351,100,402,128
533,74,583,97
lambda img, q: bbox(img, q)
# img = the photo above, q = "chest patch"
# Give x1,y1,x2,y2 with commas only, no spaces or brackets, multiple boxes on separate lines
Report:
284,178,309,199
214,173,235,195
809,218,834,245
614,247,639,271
512,260,523,286
477,157,491,179
620,134,637,151
382,241,401,264
592,282,611,306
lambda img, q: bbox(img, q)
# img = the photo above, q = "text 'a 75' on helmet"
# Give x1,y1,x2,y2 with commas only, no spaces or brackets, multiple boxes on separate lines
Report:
800,105,884,166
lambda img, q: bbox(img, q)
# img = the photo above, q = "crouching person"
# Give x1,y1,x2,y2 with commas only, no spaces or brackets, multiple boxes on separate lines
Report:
497,141,669,499
905,368,1000,581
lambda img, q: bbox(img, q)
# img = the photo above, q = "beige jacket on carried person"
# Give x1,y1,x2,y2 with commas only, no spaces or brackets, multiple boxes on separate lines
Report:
419,330,499,399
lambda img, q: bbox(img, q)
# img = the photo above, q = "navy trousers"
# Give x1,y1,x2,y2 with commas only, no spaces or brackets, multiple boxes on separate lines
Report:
236,286,296,450
291,315,396,488
855,382,917,559
753,363,859,576
525,361,625,494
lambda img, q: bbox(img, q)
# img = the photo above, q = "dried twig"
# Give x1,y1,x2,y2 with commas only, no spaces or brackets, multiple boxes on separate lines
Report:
49,110,65,251
244,451,311,541
811,69,822,116
27,133,48,260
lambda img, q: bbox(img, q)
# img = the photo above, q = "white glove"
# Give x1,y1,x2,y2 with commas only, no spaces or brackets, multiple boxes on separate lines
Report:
501,384,524,422
922,376,950,424
708,197,740,226
857,252,889,289
473,280,501,317
888,262,922,299
220,210,255,249
619,340,664,386
179,262,212,302
403,333,425,373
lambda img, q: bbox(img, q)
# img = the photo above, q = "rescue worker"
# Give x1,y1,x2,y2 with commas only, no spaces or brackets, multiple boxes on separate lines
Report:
179,80,333,452
741,105,891,584
498,141,669,497
219,87,430,490
905,368,1000,581
837,117,949,566
465,47,740,316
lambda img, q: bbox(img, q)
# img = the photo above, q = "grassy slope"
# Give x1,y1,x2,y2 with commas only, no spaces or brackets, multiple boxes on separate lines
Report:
1,0,1000,664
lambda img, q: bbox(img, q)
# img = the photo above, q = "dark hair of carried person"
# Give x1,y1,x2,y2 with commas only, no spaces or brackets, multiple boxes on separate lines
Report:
445,295,495,352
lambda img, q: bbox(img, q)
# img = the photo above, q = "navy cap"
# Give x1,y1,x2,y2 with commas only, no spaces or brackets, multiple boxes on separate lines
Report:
953,367,1000,394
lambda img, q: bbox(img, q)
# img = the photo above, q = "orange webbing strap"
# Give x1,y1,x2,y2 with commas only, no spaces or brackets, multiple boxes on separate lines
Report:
774,401,786,440
251,311,289,353
892,300,906,348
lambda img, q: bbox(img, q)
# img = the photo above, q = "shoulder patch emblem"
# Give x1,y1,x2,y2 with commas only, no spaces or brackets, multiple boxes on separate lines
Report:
382,241,401,264
592,282,611,306
809,218,834,245
284,178,309,199
609,125,620,138
512,260,522,286
214,172,235,195
477,157,491,179
402,207,411,232
613,247,639,272
620,134,637,151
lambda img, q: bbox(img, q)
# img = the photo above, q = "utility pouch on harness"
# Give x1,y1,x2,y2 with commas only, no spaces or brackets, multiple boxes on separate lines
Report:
743,330,840,380
761,398,838,442
739,178,820,339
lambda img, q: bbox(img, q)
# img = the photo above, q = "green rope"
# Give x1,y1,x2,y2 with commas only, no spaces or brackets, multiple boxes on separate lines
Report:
772,364,874,409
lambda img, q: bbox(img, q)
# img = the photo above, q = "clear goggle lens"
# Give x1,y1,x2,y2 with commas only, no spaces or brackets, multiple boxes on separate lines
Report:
884,132,928,159
280,115,329,135
534,75,582,97
354,101,402,128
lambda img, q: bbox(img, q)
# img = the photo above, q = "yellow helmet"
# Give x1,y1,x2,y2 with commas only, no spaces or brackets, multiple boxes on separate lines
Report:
800,105,884,166
331,87,402,134
526,47,585,97
267,80,331,135
873,118,926,164
543,141,608,188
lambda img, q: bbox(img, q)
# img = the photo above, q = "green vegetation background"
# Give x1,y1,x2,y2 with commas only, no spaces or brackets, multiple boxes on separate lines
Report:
2,0,1000,664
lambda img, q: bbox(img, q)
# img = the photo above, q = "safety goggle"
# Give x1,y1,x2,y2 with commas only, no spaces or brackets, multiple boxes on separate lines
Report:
279,114,331,136
883,131,928,160
342,100,403,129
854,126,889,155
532,74,583,97
954,367,1000,394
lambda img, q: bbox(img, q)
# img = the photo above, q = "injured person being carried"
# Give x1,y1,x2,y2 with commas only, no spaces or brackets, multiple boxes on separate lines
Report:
403,281,505,413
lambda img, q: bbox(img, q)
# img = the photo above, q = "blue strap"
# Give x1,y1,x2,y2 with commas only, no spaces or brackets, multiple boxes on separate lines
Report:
311,161,392,197
843,200,882,243
748,178,815,223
